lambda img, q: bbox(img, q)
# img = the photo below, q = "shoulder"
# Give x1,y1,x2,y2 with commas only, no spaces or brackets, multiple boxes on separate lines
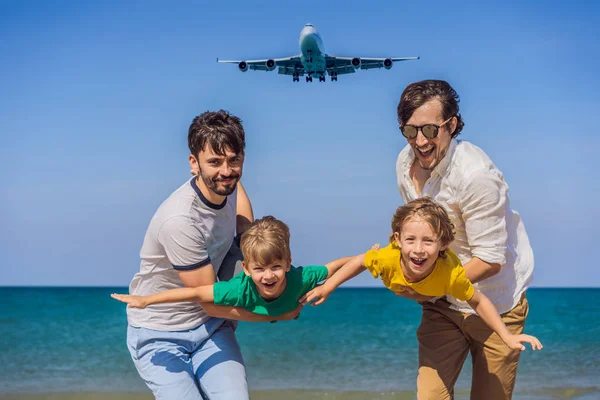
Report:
441,249,463,269
396,143,413,173
213,271,250,303
379,243,401,258
365,243,400,266
293,265,328,281
449,141,506,190
438,250,468,280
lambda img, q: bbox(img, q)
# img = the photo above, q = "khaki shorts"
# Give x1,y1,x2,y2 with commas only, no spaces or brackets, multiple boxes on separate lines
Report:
417,293,529,400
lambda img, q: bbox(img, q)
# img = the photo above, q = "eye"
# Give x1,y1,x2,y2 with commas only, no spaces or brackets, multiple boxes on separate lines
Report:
272,265,281,270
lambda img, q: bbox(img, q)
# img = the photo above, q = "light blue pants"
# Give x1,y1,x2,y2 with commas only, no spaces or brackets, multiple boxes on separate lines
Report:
127,318,248,400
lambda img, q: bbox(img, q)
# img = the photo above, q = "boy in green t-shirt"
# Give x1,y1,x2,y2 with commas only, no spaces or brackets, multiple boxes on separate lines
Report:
111,216,351,319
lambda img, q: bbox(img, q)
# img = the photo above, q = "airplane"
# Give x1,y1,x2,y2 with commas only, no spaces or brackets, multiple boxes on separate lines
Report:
217,23,419,82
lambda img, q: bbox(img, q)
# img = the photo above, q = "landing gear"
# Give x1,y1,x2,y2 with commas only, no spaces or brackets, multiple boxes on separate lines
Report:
319,74,325,82
293,72,299,82
306,75,312,82
330,72,338,81
307,50,313,63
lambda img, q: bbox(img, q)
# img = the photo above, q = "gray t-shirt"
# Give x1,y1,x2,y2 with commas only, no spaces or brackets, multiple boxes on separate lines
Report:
127,177,237,331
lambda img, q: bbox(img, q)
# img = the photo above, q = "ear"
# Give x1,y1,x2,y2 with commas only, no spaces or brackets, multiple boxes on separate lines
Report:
448,116,458,136
393,231,401,243
189,154,199,176
241,261,251,276
285,257,292,272
439,243,449,252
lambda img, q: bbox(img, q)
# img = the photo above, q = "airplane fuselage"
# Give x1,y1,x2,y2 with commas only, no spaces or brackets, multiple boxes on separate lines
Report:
299,24,326,77
217,23,419,82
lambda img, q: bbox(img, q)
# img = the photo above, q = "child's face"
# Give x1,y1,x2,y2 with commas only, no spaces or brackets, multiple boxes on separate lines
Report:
242,258,291,300
394,215,447,283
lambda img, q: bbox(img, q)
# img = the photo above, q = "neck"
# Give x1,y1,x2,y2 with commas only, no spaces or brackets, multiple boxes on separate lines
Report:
409,162,432,196
195,177,226,205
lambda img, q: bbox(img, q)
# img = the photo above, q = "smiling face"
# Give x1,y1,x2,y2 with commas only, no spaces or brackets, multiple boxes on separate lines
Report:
394,215,447,283
242,259,291,300
190,144,244,201
404,99,456,171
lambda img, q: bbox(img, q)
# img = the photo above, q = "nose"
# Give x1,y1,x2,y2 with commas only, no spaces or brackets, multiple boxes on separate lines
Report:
219,161,232,176
415,130,429,147
263,269,275,279
414,241,426,254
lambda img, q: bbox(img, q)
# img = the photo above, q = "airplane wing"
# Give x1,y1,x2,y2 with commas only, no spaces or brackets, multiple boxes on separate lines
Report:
217,56,303,74
325,56,420,75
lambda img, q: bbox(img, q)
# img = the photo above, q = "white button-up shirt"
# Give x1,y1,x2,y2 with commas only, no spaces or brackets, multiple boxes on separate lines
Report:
396,139,534,314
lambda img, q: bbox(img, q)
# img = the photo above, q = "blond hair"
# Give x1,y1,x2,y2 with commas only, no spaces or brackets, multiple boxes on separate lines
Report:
390,198,455,257
240,216,291,266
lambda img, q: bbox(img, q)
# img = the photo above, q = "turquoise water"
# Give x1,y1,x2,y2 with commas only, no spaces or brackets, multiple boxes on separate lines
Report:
1,288,599,398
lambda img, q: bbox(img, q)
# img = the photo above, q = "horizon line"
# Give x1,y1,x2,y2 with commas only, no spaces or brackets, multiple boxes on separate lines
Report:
1,285,599,289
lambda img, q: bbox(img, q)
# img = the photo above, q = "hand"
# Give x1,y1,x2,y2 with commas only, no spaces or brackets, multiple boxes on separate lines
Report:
111,293,148,308
503,334,543,351
393,286,436,303
371,243,381,250
276,304,304,321
299,285,332,306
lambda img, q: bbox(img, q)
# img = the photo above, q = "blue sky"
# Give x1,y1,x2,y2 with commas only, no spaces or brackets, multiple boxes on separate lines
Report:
1,0,599,287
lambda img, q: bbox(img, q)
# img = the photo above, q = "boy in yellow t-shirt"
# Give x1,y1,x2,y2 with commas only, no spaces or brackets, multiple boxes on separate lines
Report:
300,198,543,352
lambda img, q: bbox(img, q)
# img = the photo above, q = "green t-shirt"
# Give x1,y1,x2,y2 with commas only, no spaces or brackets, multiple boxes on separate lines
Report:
213,265,328,316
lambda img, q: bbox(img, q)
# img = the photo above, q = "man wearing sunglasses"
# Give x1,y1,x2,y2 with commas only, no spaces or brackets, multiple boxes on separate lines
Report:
395,80,534,400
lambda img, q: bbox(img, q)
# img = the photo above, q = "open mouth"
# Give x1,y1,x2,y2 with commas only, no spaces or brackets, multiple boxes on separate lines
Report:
410,257,427,268
416,146,434,158
262,282,277,289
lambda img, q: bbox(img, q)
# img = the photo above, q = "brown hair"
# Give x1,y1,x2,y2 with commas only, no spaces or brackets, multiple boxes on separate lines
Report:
240,216,291,266
188,109,245,157
397,80,465,138
390,198,455,257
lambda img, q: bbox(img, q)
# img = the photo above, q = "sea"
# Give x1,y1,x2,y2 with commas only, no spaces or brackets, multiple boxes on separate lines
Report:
1,287,599,399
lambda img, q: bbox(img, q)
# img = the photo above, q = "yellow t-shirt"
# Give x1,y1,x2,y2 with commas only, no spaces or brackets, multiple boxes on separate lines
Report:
363,243,475,301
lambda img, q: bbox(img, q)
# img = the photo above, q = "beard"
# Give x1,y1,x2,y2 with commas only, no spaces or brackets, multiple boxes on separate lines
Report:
199,170,240,196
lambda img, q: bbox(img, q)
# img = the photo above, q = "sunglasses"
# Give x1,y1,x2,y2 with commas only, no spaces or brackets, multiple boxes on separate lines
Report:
399,116,454,139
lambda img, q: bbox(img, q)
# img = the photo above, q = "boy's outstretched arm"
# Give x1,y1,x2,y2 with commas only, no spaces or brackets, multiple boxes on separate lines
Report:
111,290,303,322
299,253,366,306
467,290,543,351
324,256,354,278
202,303,303,322
111,285,215,308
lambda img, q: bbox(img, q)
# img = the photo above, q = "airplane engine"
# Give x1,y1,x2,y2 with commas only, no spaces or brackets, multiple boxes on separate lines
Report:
238,61,248,72
265,59,276,71
383,58,393,69
351,57,361,69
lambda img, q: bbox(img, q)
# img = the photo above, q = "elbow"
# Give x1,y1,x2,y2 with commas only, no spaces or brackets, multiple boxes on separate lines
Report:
487,263,502,277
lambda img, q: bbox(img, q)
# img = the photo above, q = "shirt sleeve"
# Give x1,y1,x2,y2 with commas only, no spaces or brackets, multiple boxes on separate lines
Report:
364,249,385,278
458,169,508,265
158,216,210,271
449,265,475,301
301,266,329,293
213,279,242,306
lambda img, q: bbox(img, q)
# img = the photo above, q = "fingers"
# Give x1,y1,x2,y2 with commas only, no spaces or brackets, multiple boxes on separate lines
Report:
522,335,543,351
371,243,381,250
312,297,325,306
111,293,129,303
299,291,315,306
